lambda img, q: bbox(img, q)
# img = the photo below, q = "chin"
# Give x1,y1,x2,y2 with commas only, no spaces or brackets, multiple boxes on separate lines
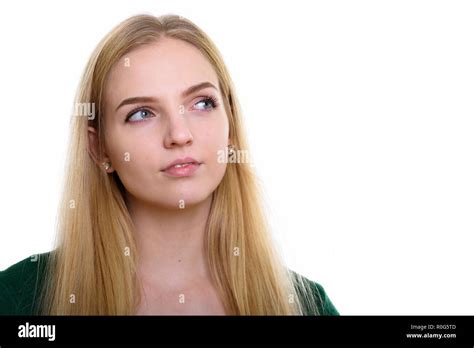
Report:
157,190,213,210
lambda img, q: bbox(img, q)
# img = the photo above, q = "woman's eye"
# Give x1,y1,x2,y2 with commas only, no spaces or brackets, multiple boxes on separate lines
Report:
194,97,218,111
126,109,154,122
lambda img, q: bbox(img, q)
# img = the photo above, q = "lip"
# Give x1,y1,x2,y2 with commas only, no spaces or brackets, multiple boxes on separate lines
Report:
161,157,201,177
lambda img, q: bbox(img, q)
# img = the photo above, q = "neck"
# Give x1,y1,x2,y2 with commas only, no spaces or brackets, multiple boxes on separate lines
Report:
127,193,213,287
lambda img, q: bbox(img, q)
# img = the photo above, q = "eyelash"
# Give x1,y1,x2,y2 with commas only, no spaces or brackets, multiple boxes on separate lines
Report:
125,95,219,123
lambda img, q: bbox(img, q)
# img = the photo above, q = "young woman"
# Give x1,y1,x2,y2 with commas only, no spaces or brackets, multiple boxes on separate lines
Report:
0,14,339,316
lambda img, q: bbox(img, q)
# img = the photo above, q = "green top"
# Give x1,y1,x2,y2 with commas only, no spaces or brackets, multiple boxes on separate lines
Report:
0,252,50,315
0,252,340,316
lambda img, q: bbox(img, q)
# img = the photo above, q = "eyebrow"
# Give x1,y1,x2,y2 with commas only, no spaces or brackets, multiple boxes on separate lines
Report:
115,81,218,111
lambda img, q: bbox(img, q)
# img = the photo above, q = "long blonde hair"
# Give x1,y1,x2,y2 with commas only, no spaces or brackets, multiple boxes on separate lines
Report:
38,14,320,315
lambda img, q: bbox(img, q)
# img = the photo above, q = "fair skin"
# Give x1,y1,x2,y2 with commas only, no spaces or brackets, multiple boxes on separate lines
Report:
88,38,230,315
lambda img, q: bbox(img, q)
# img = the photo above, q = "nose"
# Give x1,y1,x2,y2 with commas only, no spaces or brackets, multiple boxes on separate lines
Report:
163,105,193,148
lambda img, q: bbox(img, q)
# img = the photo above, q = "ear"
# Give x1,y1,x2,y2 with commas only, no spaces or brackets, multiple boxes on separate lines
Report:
87,126,114,173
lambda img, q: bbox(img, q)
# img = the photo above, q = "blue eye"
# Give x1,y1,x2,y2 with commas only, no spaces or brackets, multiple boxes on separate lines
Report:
124,96,218,123
125,108,154,123
194,96,218,111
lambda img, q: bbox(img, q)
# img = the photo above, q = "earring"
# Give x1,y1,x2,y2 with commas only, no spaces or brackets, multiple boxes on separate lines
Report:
227,144,235,157
102,161,111,171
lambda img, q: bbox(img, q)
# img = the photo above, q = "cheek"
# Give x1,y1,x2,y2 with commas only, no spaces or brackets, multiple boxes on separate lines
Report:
198,116,229,161
203,111,229,143
105,130,130,167
104,129,157,183
201,120,229,185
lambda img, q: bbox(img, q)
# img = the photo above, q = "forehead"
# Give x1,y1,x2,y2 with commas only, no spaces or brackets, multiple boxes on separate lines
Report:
104,38,219,106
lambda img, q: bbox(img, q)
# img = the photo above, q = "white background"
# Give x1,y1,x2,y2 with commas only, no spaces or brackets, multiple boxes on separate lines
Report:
0,0,473,314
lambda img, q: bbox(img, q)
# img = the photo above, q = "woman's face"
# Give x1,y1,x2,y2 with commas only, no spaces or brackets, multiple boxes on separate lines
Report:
94,38,229,209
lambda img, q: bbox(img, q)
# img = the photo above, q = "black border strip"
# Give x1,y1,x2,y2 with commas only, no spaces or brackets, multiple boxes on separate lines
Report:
0,315,472,346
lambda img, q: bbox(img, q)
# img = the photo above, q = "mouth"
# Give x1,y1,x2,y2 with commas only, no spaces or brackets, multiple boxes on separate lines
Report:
161,157,202,177
168,162,197,169
162,157,201,171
